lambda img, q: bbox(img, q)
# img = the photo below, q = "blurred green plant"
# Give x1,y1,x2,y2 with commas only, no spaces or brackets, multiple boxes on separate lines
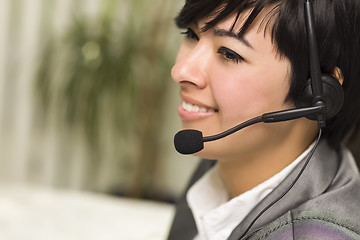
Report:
36,0,179,198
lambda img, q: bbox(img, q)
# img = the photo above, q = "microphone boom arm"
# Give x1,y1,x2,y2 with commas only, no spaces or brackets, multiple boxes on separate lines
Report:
203,116,262,142
262,106,323,123
203,106,323,143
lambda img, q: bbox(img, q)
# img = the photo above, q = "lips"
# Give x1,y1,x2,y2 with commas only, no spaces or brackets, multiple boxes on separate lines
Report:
181,101,216,113
177,98,218,121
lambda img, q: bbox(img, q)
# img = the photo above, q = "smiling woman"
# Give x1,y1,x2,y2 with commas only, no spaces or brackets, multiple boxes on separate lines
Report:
168,0,360,239
172,7,297,166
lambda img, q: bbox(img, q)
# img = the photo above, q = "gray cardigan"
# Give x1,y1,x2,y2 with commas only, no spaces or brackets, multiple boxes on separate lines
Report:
168,140,360,239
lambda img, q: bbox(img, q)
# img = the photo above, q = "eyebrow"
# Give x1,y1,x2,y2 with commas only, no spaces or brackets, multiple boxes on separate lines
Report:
213,28,253,49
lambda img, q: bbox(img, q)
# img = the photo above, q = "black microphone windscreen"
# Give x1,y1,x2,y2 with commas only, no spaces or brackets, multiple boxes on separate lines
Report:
174,129,204,154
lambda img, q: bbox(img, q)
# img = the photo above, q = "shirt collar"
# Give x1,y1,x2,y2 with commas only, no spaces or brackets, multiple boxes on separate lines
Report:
229,140,338,239
187,142,315,240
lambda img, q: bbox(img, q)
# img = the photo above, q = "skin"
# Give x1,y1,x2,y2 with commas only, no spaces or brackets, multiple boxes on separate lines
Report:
171,8,318,198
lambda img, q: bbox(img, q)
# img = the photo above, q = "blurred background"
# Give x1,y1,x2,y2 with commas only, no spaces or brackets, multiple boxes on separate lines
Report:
0,0,200,199
0,0,359,239
0,0,200,239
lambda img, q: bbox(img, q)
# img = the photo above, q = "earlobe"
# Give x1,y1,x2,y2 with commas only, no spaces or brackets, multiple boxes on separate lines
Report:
333,66,344,85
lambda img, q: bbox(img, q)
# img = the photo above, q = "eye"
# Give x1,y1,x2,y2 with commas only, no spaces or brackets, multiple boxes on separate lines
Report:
181,27,199,41
217,47,244,64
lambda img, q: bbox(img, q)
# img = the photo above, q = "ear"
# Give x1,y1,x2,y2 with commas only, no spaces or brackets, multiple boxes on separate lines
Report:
333,67,344,85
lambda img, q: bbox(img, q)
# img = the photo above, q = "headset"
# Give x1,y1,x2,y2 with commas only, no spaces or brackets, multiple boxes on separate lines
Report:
174,0,344,239
174,0,344,155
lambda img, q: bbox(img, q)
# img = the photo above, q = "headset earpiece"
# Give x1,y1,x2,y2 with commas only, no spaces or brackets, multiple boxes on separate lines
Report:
295,74,344,120
296,0,345,125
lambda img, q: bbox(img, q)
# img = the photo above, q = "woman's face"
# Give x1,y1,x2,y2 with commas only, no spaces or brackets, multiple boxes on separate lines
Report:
171,10,299,161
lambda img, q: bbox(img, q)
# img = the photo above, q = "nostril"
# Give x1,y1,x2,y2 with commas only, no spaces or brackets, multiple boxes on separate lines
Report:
171,52,209,88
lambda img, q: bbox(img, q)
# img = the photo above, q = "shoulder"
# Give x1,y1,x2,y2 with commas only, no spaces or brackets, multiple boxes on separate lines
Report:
290,214,360,240
247,146,360,240
248,210,360,240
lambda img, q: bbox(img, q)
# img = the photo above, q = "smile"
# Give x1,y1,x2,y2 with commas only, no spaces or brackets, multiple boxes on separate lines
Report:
182,101,216,113
178,100,217,121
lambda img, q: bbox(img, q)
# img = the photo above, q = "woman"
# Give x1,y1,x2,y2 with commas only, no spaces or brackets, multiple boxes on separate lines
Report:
168,0,360,239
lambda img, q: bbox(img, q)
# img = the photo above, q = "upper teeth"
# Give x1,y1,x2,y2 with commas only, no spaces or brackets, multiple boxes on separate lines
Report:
182,101,215,113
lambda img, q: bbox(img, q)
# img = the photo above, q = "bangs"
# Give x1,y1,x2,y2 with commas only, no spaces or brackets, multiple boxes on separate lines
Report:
175,0,283,37
174,0,360,148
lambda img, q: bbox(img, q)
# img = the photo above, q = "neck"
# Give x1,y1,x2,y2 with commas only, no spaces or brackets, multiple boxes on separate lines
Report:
217,121,318,199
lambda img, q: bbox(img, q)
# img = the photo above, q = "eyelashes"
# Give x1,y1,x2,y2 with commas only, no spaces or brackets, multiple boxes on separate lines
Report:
181,28,199,41
181,27,244,64
217,47,244,64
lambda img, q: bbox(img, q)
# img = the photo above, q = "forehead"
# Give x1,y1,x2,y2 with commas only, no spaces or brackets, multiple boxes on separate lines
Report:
217,7,272,33
176,0,282,36
215,11,278,52
195,4,279,42
194,6,278,50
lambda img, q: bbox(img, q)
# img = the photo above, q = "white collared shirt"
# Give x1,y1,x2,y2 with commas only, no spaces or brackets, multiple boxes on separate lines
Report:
187,143,315,240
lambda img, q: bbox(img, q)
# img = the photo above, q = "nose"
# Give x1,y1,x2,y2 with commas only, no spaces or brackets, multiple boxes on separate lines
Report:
171,43,211,89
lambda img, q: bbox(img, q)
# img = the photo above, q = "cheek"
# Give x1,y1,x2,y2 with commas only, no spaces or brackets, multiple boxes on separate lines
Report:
211,65,291,126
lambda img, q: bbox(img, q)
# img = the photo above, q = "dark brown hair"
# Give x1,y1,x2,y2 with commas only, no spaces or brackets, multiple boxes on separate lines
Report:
175,0,360,149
